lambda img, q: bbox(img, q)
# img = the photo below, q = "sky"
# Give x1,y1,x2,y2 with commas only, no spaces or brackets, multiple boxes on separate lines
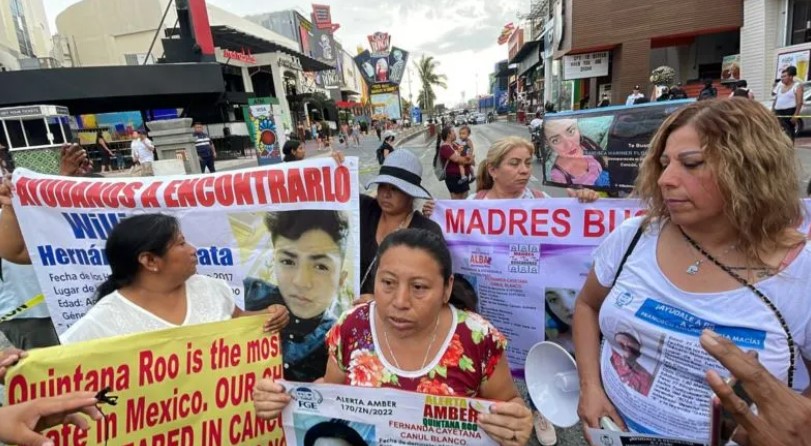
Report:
43,0,526,107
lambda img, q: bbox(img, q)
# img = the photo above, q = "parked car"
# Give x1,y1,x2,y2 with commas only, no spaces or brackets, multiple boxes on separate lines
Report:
454,115,467,126
475,114,487,124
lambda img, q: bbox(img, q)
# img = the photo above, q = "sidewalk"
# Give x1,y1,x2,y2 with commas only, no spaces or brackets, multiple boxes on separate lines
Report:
797,137,811,149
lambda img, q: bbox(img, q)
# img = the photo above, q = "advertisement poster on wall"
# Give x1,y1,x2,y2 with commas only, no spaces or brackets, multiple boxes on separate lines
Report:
541,101,690,193
371,92,402,120
243,97,286,165
721,54,741,82
353,32,409,86
776,49,811,81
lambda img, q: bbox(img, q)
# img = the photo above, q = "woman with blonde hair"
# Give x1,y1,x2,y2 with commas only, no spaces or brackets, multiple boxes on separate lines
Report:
573,98,811,444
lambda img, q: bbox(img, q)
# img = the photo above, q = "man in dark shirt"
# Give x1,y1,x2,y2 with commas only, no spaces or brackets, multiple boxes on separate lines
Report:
244,209,349,382
193,122,217,173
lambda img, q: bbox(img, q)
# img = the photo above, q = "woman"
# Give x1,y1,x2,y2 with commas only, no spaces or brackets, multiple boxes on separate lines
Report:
772,66,804,141
61,214,289,344
351,122,361,147
253,229,534,445
282,139,305,163
436,126,474,199
543,118,611,187
572,98,811,443
96,131,114,173
422,138,599,217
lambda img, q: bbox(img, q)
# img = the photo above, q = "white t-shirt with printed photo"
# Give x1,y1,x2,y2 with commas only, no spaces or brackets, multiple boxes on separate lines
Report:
594,217,811,442
61,274,235,344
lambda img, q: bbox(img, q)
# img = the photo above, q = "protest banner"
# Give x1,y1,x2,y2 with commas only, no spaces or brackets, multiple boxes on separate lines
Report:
587,428,707,446
541,101,691,193
280,381,498,446
5,316,284,446
11,157,360,381
430,198,644,373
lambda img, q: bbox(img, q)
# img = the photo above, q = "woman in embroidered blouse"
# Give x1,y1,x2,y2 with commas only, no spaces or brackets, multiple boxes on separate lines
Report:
254,229,533,445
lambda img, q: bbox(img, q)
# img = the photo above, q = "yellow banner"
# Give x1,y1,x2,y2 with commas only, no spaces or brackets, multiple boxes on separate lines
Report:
5,316,284,446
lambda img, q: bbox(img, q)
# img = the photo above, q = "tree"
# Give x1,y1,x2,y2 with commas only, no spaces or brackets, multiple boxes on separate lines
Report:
416,55,447,114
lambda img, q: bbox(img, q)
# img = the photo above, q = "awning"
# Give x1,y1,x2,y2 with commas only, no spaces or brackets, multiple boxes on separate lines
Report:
509,40,541,64
0,63,225,114
167,25,333,72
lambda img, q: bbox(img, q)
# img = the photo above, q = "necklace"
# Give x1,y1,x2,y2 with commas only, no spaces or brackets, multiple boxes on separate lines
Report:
382,309,442,370
679,227,737,275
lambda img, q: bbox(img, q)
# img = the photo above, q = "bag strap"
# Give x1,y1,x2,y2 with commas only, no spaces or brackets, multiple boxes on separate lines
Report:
680,227,796,387
612,225,644,288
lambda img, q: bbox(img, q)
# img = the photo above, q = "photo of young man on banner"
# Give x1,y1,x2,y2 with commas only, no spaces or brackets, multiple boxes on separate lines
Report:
542,101,690,193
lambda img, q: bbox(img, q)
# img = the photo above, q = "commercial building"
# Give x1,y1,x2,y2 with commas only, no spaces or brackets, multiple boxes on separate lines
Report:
55,0,331,134
546,0,742,109
0,0,54,71
741,0,811,100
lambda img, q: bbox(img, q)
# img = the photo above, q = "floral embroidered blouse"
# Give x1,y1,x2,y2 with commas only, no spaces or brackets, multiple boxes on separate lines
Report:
326,302,507,397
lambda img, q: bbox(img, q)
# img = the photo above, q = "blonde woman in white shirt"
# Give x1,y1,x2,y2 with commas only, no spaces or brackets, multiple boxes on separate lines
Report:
61,213,289,344
772,66,804,141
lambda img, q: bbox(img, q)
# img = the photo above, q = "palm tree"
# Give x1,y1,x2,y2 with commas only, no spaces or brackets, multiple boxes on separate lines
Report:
416,55,447,114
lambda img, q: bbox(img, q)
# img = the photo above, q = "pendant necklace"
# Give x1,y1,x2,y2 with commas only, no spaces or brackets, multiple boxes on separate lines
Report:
680,227,737,275
383,310,441,370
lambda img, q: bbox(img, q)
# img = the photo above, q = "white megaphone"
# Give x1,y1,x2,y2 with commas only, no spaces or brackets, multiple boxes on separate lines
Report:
525,341,621,431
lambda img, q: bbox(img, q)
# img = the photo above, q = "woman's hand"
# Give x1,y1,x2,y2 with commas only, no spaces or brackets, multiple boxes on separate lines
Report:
701,329,811,446
59,144,91,177
330,150,345,165
422,200,436,218
0,392,102,446
253,379,292,420
351,294,374,306
578,383,626,439
263,305,290,333
478,401,533,445
0,347,27,384
567,188,600,203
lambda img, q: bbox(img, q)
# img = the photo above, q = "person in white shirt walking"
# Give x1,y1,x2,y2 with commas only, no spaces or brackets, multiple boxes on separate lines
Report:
625,85,645,106
772,66,804,142
130,131,155,176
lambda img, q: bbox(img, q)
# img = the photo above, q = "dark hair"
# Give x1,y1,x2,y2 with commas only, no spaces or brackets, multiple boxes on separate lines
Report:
378,229,452,283
96,130,104,138
193,122,203,126
95,214,181,300
807,178,811,197
265,210,349,255
282,139,302,162
784,66,798,77
459,125,471,135
737,80,748,88
434,126,454,166
450,274,478,311
304,420,366,446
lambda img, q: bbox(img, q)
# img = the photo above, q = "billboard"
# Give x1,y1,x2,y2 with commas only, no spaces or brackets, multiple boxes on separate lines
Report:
371,92,402,120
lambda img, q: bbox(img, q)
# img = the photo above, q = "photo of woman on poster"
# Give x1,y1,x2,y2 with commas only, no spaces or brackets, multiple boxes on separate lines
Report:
544,118,612,188
375,58,389,82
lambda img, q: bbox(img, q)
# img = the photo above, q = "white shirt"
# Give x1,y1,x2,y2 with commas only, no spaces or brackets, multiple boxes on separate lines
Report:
625,93,644,106
131,138,155,164
594,217,811,442
529,118,543,129
774,82,800,110
0,209,49,319
60,275,235,344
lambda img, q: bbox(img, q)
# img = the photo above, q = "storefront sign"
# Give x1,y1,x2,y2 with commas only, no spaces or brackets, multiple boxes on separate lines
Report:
222,48,256,64
563,51,609,80
776,49,811,81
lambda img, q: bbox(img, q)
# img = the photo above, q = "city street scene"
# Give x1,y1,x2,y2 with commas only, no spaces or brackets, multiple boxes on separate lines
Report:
0,1,809,446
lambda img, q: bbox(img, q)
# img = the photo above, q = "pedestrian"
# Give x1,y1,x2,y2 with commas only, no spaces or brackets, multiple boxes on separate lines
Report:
598,95,610,107
340,121,350,149
730,80,755,99
96,131,114,173
311,122,319,142
351,121,361,147
282,140,305,163
436,126,473,199
374,120,383,141
625,85,644,106
772,66,803,141
655,87,671,102
0,143,13,176
669,82,688,100
320,120,331,151
192,122,217,173
130,130,155,177
697,79,717,101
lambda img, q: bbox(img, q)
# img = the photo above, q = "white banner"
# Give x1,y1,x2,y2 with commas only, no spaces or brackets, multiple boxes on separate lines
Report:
280,381,498,446
564,51,610,80
11,158,361,335
430,198,644,372
587,428,707,446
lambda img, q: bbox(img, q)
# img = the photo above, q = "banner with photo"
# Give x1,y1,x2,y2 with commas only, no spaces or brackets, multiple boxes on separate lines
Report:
5,316,285,446
430,198,644,373
541,101,690,193
353,46,409,86
280,381,498,446
11,158,361,381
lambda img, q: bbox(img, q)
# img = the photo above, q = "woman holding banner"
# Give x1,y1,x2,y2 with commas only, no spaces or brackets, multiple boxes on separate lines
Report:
254,229,534,445
572,98,811,444
59,214,290,344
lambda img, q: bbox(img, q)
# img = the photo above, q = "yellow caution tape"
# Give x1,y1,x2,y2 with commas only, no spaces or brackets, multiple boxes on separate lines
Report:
0,294,45,323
